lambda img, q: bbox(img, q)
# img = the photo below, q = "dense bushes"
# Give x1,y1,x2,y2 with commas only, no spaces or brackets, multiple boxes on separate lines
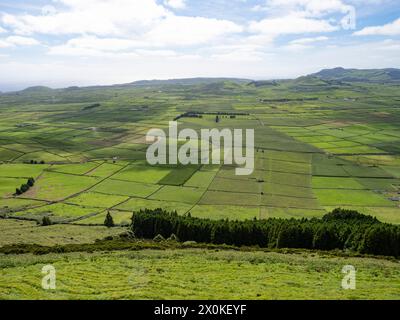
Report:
41,216,52,226
131,208,400,257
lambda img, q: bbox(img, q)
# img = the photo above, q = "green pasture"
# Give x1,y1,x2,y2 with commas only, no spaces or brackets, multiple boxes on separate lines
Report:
12,203,99,222
21,172,99,201
66,192,129,208
0,164,48,178
314,189,395,207
115,197,193,215
190,204,259,220
0,219,124,246
112,163,171,184
149,186,205,204
91,179,160,198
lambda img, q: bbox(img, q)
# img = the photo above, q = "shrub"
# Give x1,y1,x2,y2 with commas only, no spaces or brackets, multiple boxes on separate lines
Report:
41,216,52,226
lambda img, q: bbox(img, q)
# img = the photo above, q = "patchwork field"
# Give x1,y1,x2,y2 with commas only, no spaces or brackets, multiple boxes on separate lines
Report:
0,79,399,228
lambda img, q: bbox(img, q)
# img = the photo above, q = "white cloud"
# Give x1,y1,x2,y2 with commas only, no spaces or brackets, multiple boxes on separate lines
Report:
47,38,183,58
211,50,265,62
285,35,330,51
375,39,400,51
1,0,242,52
263,0,354,16
354,18,400,36
290,36,329,44
282,43,312,51
0,36,40,48
144,16,243,46
49,36,145,55
207,43,269,62
164,0,186,9
0,0,398,90
250,0,356,35
0,26,6,33
249,13,338,35
135,49,178,57
41,5,58,16
1,0,169,36
251,5,267,12
6,36,40,46
46,16,243,57
0,40,12,48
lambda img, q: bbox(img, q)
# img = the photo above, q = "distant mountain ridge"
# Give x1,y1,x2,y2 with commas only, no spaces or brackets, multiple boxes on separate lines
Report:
0,78,250,94
127,77,250,87
19,86,54,93
3,68,400,94
309,67,400,83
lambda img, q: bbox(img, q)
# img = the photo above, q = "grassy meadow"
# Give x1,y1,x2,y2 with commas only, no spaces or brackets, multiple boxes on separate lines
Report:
0,249,399,300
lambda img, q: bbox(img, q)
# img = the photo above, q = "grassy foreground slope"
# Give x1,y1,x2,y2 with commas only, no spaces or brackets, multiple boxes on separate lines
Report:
0,249,399,300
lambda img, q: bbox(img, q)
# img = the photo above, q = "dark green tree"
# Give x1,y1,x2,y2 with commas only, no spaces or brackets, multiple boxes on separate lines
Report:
20,184,29,193
313,225,340,250
104,211,115,228
130,208,400,257
27,177,35,187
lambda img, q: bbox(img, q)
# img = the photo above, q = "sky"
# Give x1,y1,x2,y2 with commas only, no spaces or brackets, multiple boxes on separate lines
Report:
0,0,399,91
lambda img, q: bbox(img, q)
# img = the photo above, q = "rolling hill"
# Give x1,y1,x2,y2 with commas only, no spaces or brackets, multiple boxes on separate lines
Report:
309,67,400,83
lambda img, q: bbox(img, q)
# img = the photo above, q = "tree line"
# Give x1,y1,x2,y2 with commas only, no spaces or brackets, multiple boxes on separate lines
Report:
15,177,35,196
131,208,400,257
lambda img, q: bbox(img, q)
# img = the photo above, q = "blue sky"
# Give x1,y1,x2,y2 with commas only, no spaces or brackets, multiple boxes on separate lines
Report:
0,0,399,90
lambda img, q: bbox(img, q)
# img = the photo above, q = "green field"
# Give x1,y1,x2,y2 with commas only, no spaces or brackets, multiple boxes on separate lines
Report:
1,79,399,225
0,219,124,246
1,75,400,300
